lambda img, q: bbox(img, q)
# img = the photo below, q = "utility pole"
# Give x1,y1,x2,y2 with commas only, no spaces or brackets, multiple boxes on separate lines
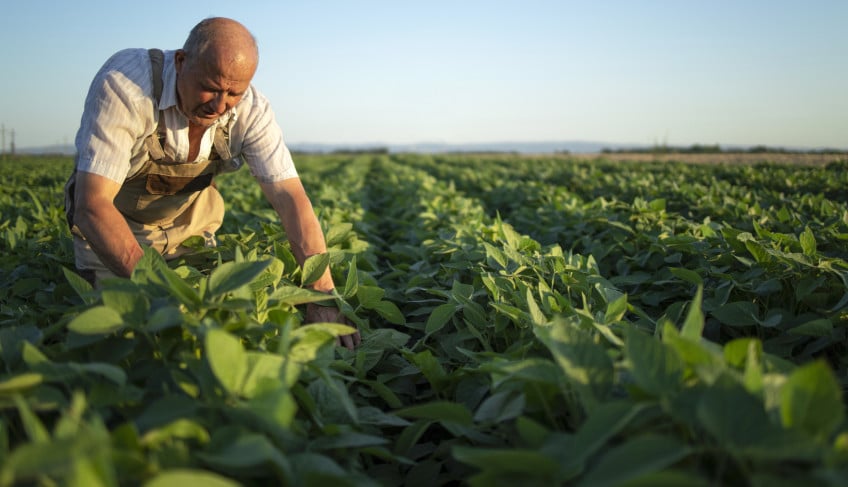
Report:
10,129,15,156
1,124,5,157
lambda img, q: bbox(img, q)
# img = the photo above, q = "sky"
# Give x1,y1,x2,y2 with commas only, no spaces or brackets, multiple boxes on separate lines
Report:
0,0,846,151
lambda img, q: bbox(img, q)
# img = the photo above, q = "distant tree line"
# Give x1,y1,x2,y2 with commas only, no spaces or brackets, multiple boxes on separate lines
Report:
330,147,390,155
601,144,846,155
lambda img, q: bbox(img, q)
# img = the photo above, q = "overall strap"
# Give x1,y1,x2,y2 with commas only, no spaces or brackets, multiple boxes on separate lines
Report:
148,49,165,102
145,48,167,160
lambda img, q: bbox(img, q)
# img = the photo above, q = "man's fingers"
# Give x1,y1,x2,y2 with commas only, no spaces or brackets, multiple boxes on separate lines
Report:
338,330,362,351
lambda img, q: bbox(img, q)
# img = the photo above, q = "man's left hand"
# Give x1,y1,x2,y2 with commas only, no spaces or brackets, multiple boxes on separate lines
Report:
306,302,361,350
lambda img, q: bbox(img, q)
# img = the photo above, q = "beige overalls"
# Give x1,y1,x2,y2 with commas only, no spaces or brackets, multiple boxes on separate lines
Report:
65,49,239,284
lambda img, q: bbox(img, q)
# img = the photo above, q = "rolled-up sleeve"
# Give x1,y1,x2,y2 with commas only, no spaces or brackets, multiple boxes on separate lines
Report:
74,49,153,183
234,86,298,183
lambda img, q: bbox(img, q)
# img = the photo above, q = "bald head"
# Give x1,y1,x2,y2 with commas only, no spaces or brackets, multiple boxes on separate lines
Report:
183,17,258,73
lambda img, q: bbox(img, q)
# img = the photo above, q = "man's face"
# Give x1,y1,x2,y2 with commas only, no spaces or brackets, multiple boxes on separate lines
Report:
174,49,255,127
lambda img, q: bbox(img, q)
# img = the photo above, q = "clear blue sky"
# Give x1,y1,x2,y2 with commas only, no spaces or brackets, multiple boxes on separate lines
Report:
1,0,846,150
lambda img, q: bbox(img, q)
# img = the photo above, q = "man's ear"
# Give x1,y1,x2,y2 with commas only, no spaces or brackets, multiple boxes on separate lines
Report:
174,49,186,71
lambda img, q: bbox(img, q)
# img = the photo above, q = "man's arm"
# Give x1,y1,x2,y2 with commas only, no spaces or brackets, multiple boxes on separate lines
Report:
260,178,361,349
74,172,144,277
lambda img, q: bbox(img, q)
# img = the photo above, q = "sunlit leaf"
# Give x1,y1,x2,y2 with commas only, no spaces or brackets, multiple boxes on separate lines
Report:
205,329,248,396
67,306,125,335
301,253,330,287
207,259,272,298
144,469,240,487
781,360,844,439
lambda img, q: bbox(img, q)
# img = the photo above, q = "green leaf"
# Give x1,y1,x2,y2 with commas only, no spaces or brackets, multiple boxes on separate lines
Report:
535,319,614,407
696,377,779,451
395,401,473,426
207,259,271,298
543,401,647,480
68,456,115,487
0,325,42,367
799,226,817,257
526,288,547,325
361,380,403,409
612,470,710,487
483,242,509,270
308,376,360,424
406,350,448,393
356,285,385,309
205,329,248,396
723,338,763,368
324,222,353,247
310,432,390,451
246,386,299,429
14,396,50,444
680,285,704,340
473,390,525,423
140,419,210,448
603,293,627,324
301,253,330,287
711,301,760,327
67,306,125,335
135,396,199,432
425,303,457,335
516,416,550,448
452,446,559,477
576,434,691,487
62,266,94,302
289,453,347,482
287,329,335,365
102,288,149,326
787,319,833,337
373,300,405,324
197,431,290,472
249,257,284,291
269,285,335,306
241,352,285,398
144,469,240,487
291,323,358,340
670,267,703,286
738,232,770,263
146,305,184,332
0,373,43,395
157,265,201,309
275,241,298,272
626,328,684,397
780,360,845,439
75,363,127,386
343,256,359,299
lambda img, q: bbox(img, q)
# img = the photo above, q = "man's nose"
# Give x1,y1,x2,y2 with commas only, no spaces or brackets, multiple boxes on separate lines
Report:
211,92,227,114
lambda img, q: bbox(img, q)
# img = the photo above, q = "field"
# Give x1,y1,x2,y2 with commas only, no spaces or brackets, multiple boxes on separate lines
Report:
1,152,848,486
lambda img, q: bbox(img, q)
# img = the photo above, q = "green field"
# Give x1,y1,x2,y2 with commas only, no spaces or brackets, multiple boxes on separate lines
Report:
1,153,848,486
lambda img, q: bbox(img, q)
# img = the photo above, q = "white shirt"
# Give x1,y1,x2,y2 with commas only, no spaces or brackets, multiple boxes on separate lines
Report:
74,48,298,184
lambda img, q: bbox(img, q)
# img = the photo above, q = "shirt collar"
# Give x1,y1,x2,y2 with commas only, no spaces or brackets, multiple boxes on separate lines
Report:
158,50,178,111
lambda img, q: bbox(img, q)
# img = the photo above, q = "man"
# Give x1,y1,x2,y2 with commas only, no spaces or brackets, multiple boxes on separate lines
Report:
64,17,360,349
